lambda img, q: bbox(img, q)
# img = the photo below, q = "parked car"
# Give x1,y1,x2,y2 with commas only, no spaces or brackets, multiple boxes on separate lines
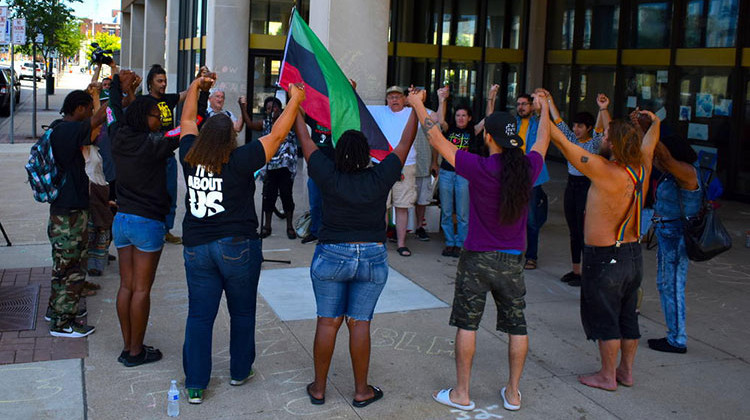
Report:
19,62,43,81
0,66,21,104
0,68,21,116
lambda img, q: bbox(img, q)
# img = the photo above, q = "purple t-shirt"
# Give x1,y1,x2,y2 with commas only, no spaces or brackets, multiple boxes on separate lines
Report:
455,150,544,252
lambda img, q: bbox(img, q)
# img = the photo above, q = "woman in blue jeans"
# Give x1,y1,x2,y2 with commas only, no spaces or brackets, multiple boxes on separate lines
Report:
434,85,493,257
177,80,305,404
648,134,701,354
294,98,417,407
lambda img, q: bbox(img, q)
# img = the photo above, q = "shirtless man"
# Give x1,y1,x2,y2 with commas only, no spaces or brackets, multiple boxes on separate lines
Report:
549,105,660,391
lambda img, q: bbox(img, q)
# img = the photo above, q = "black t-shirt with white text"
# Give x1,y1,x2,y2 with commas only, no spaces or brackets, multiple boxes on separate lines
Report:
50,120,92,214
179,135,267,246
151,93,180,132
308,151,402,243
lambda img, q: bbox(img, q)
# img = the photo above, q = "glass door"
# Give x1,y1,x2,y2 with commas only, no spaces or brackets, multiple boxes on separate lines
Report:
247,52,283,143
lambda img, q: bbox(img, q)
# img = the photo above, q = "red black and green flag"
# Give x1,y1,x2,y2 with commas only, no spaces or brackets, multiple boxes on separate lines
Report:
279,8,392,160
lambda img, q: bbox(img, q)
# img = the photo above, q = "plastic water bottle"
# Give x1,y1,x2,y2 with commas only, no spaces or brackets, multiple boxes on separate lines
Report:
167,380,179,417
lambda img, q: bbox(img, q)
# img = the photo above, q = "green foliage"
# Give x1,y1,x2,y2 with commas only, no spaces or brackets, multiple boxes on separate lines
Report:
86,32,120,60
7,0,83,59
57,19,84,58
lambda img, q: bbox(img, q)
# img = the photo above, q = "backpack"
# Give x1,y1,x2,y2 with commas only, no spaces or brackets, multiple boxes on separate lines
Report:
25,120,65,203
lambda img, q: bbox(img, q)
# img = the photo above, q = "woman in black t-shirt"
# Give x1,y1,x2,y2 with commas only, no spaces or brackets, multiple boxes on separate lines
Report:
176,81,305,404
293,97,418,408
433,85,494,257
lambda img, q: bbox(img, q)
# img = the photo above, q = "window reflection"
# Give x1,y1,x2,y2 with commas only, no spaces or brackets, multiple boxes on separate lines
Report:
486,0,525,49
632,1,672,48
623,67,669,112
582,0,619,49
250,0,296,35
706,0,738,47
544,65,572,122
441,61,477,107
455,0,477,47
548,0,576,49
395,0,440,44
578,66,616,115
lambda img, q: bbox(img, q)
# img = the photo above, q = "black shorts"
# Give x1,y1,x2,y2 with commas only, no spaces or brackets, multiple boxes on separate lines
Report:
580,242,642,341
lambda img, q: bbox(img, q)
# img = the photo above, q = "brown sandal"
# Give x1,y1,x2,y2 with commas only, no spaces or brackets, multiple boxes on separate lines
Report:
524,259,537,270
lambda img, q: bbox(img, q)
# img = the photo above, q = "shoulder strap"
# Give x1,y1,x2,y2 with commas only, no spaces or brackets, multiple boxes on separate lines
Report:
616,165,645,246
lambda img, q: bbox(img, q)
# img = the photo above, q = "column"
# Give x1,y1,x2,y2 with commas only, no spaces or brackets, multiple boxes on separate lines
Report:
164,0,180,85
309,0,389,105
525,0,547,92
205,0,251,142
143,0,167,80
129,4,145,74
120,9,131,68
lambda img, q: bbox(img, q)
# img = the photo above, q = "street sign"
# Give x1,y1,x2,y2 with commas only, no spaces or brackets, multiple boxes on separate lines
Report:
0,6,8,45
12,18,25,45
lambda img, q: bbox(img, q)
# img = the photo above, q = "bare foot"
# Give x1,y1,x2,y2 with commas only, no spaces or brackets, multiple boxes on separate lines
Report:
432,388,472,407
615,368,633,387
578,372,617,391
503,387,521,406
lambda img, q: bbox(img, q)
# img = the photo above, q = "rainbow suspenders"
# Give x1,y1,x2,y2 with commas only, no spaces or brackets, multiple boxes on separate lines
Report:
615,165,645,247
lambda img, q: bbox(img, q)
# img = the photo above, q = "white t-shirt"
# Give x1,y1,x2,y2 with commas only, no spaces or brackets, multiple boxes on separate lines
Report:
207,107,238,123
367,105,416,166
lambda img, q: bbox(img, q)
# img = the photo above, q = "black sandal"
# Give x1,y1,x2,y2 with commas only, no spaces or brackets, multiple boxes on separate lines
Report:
287,227,297,240
307,383,325,405
122,346,163,367
260,226,271,238
352,385,383,408
396,247,411,257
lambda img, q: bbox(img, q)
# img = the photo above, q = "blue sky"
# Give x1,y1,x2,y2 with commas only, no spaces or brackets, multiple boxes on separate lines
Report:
71,0,120,22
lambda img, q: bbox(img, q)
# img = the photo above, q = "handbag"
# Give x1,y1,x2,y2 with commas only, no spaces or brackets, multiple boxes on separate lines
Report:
678,168,732,262
294,211,311,238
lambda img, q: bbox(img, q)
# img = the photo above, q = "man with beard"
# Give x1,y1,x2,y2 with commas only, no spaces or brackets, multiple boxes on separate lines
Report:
549,110,660,391
515,94,549,270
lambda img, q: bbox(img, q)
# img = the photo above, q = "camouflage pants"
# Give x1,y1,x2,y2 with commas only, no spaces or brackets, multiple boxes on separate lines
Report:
48,210,89,326
449,250,527,335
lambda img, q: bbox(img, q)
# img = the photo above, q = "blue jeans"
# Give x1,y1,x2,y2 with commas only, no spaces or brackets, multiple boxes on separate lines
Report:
308,177,322,236
112,212,166,252
526,185,547,260
438,169,469,247
182,237,262,389
310,243,388,321
655,221,689,348
165,154,178,231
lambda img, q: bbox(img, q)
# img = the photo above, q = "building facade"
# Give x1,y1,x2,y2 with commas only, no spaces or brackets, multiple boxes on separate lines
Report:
119,0,750,200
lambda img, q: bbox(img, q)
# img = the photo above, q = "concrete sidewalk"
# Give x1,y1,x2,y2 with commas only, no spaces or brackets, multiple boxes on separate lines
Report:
1,86,750,418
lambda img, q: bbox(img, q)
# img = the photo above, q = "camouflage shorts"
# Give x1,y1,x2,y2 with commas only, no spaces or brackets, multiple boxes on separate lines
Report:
449,250,527,335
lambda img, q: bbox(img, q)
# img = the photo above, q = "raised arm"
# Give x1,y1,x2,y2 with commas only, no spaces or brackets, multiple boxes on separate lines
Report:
234,96,247,132
595,93,611,133
409,89,456,167
530,90,551,158
180,76,216,139
550,124,612,181
294,111,318,162
436,86,449,132
546,89,562,123
475,83,499,135
258,83,306,162
91,63,102,83
654,142,698,190
639,110,660,171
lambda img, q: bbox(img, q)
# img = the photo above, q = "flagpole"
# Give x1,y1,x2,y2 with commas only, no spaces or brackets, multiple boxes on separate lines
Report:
277,6,296,88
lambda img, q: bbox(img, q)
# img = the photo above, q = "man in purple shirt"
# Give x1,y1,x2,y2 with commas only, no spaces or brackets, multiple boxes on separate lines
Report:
408,88,551,412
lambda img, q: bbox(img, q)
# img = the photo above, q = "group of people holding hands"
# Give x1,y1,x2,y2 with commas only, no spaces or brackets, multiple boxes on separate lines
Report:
46,59,702,411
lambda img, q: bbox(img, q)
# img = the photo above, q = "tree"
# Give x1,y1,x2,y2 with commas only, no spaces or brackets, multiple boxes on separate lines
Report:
7,0,83,67
57,19,84,59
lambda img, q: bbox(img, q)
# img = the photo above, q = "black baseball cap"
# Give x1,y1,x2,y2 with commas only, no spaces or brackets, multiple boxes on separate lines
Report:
484,112,524,149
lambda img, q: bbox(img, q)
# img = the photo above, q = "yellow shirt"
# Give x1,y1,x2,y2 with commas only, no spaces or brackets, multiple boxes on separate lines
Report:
518,118,530,153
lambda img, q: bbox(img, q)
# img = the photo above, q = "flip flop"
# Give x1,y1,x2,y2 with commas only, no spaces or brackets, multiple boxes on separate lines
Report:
524,259,537,270
352,385,383,408
396,247,411,257
432,388,475,411
501,387,521,411
306,383,324,405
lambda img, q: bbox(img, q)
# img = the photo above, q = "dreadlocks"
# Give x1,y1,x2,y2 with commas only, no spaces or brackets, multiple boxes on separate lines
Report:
335,130,371,174
60,90,93,116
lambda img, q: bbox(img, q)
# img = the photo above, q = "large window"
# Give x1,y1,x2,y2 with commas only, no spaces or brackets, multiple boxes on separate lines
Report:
548,0,577,49
250,0,297,35
578,66,616,115
631,1,672,48
394,0,441,44
486,0,525,49
622,67,670,112
545,65,573,121
684,0,738,47
582,0,620,49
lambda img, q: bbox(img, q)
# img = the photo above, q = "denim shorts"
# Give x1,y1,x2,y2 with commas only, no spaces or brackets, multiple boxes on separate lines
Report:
112,212,166,252
310,243,388,321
